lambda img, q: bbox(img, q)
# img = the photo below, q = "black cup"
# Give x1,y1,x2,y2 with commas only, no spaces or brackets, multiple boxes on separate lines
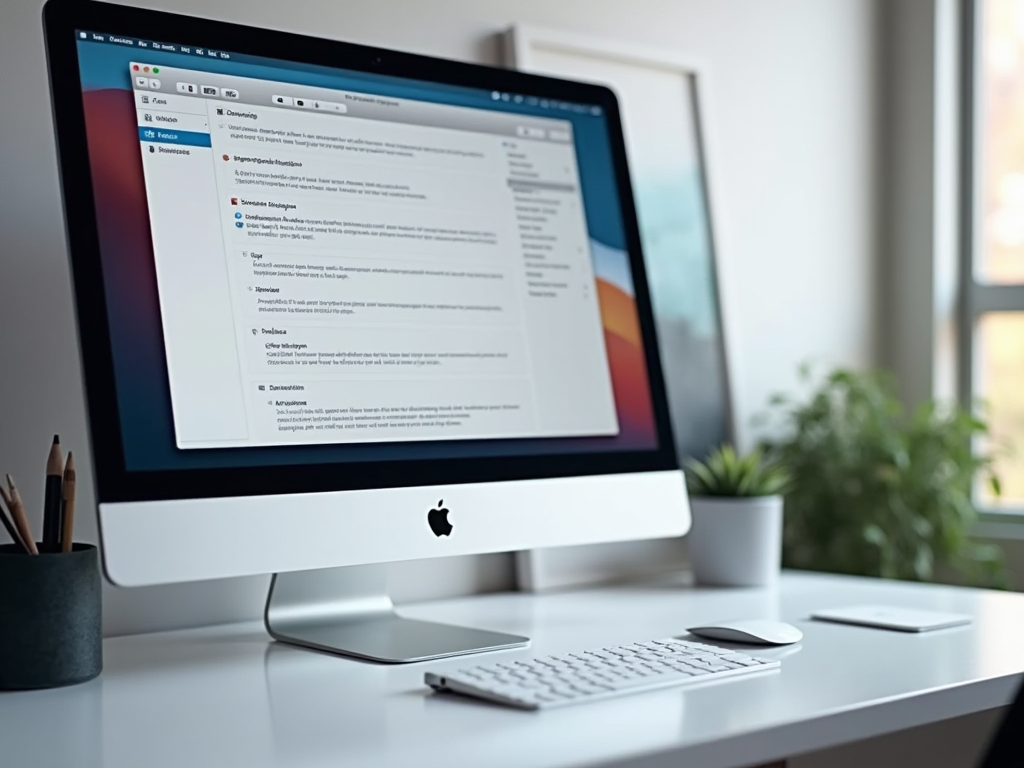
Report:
0,543,102,689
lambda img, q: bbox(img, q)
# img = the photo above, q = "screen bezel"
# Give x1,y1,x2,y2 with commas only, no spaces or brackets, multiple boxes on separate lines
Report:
43,0,679,504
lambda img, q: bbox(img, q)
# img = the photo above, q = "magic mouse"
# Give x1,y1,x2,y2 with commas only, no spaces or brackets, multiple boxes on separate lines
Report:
686,619,803,646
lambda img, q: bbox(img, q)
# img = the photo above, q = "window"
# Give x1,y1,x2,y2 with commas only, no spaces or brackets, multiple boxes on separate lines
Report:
130,61,619,449
965,0,1024,512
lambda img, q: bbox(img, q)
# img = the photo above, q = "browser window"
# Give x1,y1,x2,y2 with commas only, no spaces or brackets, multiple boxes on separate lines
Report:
131,63,619,449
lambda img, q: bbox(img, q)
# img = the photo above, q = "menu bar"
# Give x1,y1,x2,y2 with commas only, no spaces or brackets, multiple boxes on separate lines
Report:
78,30,232,59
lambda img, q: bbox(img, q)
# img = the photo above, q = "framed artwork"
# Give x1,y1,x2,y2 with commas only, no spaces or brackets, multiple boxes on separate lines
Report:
505,24,734,591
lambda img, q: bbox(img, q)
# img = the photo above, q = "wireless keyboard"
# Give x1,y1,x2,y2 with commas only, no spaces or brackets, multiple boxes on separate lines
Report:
425,637,780,710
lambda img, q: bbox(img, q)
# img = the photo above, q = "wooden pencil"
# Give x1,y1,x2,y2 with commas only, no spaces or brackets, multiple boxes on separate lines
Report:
60,452,76,553
0,492,30,554
42,435,64,552
4,475,39,555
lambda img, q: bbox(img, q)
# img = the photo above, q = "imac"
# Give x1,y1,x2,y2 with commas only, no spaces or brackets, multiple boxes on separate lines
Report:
43,0,690,662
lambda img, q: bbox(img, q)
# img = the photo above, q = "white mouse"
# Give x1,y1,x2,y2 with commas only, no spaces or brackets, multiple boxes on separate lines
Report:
686,619,803,646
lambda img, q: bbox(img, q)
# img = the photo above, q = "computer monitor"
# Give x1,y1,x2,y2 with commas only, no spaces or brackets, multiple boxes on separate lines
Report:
43,0,689,662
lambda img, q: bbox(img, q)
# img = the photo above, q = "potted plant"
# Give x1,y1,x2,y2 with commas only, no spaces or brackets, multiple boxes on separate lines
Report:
764,367,1005,587
685,446,790,586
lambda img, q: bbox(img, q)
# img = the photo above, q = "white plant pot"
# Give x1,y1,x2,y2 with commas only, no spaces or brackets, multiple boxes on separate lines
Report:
688,495,783,587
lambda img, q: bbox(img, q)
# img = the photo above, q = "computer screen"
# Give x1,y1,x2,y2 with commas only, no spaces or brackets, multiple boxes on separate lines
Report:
65,23,674,499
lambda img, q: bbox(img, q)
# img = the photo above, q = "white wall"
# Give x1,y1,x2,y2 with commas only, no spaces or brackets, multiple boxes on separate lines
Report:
0,0,881,635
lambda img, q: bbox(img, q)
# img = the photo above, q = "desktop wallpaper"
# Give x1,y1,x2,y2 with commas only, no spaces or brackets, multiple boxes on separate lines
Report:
75,36,659,471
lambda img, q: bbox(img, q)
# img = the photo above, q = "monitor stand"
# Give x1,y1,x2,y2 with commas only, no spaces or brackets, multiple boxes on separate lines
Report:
264,564,529,663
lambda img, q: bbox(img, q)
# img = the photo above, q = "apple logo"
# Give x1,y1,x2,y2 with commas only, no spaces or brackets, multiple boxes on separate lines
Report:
428,499,453,537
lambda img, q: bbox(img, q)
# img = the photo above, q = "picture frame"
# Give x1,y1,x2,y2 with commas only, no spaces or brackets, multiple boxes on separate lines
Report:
505,24,735,591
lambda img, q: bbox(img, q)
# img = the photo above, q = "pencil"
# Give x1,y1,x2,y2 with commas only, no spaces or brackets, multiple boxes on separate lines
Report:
60,452,76,553
42,435,63,552
0,493,30,554
4,475,39,555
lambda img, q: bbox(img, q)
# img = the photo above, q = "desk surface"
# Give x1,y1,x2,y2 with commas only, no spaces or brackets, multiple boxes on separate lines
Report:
3,571,1023,768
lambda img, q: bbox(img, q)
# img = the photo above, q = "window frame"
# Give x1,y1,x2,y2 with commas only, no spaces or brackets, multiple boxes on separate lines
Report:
960,0,1024,520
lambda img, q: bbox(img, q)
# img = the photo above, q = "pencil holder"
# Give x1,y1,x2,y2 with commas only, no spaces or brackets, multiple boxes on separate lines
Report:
0,543,102,689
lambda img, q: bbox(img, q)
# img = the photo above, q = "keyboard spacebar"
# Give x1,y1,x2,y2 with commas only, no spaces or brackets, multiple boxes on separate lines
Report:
603,670,708,690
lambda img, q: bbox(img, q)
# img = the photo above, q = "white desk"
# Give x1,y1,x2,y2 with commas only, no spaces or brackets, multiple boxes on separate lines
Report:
3,572,1023,768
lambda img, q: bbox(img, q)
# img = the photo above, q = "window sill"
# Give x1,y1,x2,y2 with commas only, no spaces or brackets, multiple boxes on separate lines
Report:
974,513,1024,540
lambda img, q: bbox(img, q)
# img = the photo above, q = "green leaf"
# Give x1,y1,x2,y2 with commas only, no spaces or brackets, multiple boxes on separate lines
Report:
990,474,1002,498
863,524,886,547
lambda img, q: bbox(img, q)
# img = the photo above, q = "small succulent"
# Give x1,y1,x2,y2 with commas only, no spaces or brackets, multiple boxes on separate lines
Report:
685,445,790,498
